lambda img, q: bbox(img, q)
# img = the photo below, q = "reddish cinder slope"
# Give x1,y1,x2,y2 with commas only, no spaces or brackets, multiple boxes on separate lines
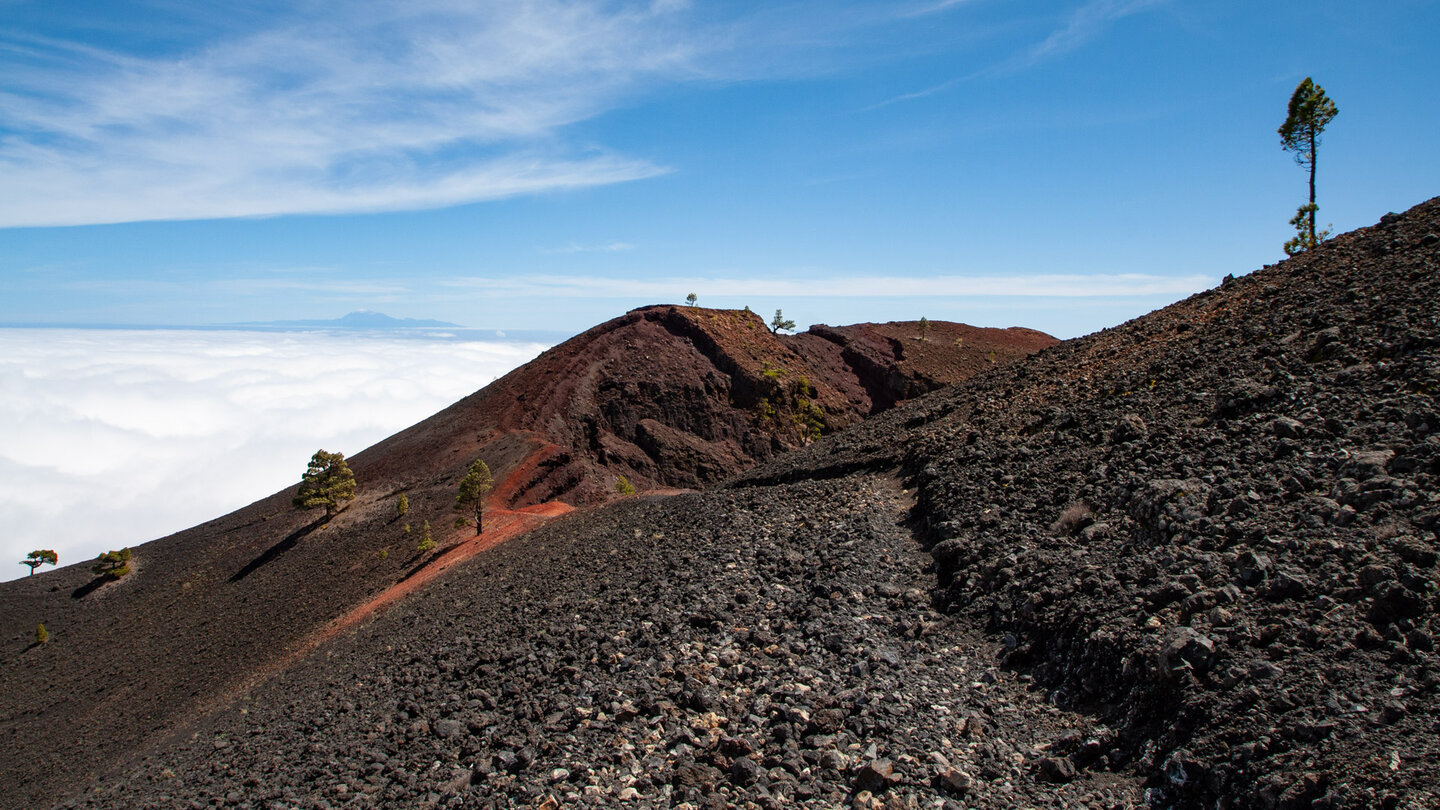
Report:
0,306,1051,810
353,305,1058,508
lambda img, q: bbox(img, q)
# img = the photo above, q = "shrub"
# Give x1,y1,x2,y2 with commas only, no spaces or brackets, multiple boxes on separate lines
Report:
92,548,132,580
615,476,637,496
1051,502,1094,536
417,520,436,553
36,624,48,644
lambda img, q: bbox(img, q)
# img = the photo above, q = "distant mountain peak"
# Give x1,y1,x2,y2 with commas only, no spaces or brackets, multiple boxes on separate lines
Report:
242,311,462,329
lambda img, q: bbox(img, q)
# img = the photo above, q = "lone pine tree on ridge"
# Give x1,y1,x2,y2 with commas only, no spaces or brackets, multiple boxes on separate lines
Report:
1278,77,1339,255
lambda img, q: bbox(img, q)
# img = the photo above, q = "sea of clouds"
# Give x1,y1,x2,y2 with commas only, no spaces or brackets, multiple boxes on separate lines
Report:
0,329,549,582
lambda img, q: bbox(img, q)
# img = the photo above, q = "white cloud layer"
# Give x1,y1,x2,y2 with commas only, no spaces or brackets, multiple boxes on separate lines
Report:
0,1,701,226
443,271,1216,299
0,329,546,581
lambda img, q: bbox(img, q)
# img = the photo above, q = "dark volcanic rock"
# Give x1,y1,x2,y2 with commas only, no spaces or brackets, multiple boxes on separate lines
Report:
73,477,1141,809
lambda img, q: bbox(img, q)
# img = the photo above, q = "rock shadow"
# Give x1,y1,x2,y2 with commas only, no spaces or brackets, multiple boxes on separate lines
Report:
228,515,327,583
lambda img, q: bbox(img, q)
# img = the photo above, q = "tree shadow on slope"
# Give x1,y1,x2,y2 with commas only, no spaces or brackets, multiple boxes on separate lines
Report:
398,544,452,584
228,515,328,583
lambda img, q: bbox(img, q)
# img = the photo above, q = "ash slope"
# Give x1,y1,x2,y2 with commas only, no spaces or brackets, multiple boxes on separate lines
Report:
739,199,1440,807
47,198,1440,810
0,311,1048,810
85,476,1148,809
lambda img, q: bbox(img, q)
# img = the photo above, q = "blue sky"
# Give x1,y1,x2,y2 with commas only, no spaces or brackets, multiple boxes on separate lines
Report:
3,0,1439,338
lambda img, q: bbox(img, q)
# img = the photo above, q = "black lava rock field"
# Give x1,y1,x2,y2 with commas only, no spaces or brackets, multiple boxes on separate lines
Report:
14,197,1440,809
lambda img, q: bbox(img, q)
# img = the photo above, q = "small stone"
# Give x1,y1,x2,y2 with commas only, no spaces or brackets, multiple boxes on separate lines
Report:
853,759,900,793
935,768,972,795
432,719,463,739
1272,416,1305,439
1379,702,1408,724
730,757,764,787
1160,629,1216,675
1036,756,1077,783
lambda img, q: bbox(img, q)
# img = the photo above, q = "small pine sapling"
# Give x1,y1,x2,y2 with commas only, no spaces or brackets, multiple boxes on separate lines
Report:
770,309,796,334
36,624,48,644
396,493,409,516
918,317,930,341
615,476,637,496
417,520,436,553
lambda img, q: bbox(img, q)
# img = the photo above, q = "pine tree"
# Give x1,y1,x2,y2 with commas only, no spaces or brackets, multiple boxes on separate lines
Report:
20,549,57,576
770,309,796,334
1278,78,1339,255
396,493,409,516
417,520,436,553
292,450,357,517
36,624,48,644
455,459,494,535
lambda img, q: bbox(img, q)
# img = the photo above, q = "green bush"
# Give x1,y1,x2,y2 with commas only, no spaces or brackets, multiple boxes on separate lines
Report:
615,476,637,496
92,548,132,580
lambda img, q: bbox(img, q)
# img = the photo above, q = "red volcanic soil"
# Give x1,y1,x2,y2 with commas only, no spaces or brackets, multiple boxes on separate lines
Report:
354,305,1057,509
0,307,1051,810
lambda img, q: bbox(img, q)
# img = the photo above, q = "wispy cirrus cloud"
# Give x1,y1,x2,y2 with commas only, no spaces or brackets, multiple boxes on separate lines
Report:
0,1,705,227
871,0,1170,106
1002,0,1169,73
539,242,636,255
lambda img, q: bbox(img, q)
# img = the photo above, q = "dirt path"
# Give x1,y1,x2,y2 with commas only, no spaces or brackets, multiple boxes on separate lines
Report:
299,501,571,665
217,498,573,708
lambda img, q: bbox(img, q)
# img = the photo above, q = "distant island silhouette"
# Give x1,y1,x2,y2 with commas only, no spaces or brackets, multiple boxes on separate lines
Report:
238,310,461,329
